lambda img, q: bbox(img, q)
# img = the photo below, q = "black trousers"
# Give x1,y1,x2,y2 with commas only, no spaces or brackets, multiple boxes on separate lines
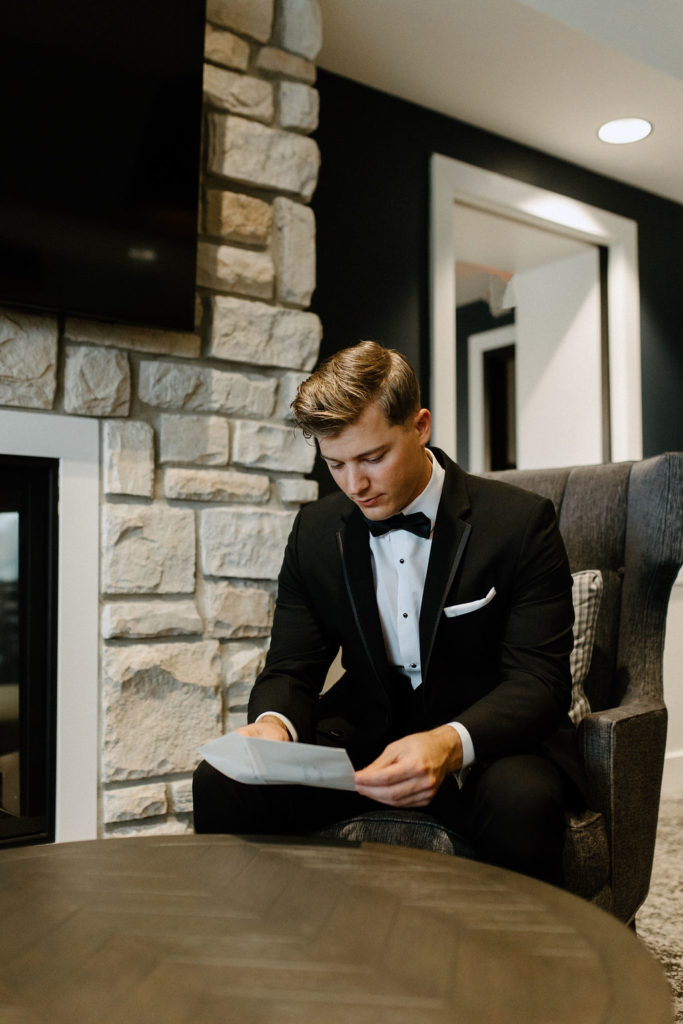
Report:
192,751,572,885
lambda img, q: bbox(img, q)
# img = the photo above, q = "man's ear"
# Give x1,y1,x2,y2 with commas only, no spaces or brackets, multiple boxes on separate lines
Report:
414,407,432,445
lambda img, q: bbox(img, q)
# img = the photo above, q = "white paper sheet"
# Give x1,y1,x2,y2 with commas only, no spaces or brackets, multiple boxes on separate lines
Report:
198,731,357,791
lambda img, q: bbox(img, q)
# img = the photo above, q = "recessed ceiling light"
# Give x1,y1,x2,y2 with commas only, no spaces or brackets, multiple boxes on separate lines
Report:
598,118,653,144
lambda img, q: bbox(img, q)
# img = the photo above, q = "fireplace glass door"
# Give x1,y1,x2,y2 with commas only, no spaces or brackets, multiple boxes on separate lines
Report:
0,454,58,846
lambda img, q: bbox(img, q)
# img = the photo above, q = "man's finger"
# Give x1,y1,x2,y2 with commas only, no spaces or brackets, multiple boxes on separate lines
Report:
354,760,415,787
355,773,430,800
355,779,435,807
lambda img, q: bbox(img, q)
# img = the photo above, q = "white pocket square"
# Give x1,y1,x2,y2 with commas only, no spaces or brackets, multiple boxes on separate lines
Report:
444,587,496,618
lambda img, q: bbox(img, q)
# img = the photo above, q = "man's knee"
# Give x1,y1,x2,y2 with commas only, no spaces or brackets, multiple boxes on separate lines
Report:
192,759,229,833
468,755,566,882
192,761,313,836
192,759,265,834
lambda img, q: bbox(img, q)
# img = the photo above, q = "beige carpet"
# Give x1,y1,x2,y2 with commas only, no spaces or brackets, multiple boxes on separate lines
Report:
637,794,683,1022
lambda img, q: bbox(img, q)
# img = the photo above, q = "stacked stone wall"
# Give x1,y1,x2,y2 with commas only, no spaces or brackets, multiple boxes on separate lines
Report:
0,0,322,836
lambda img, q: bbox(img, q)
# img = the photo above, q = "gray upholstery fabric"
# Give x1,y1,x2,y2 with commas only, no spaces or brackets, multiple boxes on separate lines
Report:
485,467,571,517
314,454,683,923
487,455,680,920
316,809,476,858
561,809,610,898
559,462,631,570
583,567,623,713
579,702,668,920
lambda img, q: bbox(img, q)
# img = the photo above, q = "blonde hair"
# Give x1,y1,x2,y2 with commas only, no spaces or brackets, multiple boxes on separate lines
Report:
291,341,421,438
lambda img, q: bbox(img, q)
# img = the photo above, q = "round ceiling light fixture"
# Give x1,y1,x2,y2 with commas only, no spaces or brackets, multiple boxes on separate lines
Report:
598,118,653,144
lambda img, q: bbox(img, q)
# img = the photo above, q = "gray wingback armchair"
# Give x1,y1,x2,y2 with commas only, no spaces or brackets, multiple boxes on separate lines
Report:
316,453,683,924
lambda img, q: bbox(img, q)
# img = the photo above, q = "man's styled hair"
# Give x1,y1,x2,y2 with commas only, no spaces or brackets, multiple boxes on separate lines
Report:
291,341,421,439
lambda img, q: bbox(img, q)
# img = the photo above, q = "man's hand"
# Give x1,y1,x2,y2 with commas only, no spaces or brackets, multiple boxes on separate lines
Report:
354,726,463,807
236,715,291,742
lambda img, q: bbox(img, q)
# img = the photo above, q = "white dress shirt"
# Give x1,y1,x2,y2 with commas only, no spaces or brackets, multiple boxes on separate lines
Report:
368,453,475,773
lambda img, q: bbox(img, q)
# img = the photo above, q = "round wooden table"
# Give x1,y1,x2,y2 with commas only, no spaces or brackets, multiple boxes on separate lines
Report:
0,835,672,1023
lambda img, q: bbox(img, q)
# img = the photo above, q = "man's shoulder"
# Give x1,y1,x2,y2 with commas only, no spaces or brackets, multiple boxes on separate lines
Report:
287,490,355,568
297,488,354,528
435,449,553,518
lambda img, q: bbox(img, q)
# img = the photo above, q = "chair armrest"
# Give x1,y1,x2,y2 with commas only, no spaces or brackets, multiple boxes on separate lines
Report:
578,697,667,922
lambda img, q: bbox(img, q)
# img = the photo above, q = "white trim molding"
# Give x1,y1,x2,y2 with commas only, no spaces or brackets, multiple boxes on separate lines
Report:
0,409,99,841
430,153,642,463
663,568,683,796
662,751,683,797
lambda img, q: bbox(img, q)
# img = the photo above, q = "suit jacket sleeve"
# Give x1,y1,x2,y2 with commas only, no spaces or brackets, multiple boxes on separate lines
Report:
247,509,338,743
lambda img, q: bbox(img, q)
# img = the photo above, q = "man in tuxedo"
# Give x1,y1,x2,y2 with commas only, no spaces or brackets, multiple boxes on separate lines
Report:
193,341,583,883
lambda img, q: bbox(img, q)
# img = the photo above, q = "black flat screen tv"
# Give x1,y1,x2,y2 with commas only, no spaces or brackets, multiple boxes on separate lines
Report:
0,0,206,332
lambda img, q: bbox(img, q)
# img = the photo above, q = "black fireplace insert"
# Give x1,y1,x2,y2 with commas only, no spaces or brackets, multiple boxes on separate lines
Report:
0,453,58,846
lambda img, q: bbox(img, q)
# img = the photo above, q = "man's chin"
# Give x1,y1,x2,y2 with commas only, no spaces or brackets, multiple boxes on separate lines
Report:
356,501,392,519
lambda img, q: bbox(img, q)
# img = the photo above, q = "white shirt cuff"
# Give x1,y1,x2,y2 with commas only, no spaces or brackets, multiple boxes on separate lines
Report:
445,721,475,767
444,721,475,788
255,711,298,742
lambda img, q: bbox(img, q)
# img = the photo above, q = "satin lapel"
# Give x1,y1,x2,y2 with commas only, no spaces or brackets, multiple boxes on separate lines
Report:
336,506,389,689
419,454,472,686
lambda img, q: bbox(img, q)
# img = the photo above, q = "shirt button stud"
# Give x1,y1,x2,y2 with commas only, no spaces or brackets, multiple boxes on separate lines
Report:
403,612,408,618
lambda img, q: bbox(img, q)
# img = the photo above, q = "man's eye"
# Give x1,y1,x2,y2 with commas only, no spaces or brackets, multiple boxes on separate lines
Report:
367,456,383,464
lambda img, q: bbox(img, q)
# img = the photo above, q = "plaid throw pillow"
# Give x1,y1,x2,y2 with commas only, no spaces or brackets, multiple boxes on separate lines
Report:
569,570,603,724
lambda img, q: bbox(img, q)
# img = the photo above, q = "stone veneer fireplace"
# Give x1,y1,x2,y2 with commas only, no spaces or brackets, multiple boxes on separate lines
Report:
0,0,323,840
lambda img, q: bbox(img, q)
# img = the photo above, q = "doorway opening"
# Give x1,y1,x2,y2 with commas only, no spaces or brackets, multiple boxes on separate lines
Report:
430,154,641,466
453,200,602,471
484,343,516,471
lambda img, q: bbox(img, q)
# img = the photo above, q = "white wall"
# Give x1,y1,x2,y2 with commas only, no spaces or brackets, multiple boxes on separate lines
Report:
515,248,603,468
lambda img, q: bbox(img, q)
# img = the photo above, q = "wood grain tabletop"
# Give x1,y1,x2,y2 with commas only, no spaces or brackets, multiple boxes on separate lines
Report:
0,835,673,1023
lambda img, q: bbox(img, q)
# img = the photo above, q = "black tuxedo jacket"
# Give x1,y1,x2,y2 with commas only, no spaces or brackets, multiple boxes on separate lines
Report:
249,449,582,790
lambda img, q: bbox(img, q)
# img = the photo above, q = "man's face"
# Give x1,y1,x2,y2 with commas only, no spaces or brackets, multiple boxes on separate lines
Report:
318,402,432,520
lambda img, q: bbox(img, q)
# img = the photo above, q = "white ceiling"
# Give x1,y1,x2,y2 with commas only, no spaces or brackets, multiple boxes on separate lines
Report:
453,204,592,307
317,0,683,206
454,205,591,273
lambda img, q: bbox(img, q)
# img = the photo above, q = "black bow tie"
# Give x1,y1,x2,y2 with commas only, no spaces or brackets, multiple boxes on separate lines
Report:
365,511,431,539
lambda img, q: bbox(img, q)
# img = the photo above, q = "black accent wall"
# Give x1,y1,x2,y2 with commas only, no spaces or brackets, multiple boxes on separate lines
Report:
311,70,683,460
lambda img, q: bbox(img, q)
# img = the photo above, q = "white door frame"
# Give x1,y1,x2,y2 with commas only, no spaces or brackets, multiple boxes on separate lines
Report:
468,324,516,474
430,153,642,463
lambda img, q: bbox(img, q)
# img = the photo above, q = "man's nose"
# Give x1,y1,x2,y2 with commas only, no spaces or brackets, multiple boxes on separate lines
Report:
348,465,370,494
